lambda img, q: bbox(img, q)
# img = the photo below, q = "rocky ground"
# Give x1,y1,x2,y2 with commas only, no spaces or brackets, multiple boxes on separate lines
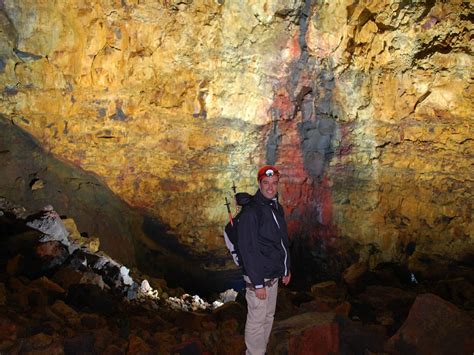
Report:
0,199,473,354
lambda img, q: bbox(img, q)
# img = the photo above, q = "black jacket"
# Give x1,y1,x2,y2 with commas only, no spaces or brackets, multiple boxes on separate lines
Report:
236,189,291,287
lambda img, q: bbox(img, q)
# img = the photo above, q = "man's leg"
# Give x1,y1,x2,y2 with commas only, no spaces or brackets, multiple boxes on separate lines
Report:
245,287,267,355
263,279,278,346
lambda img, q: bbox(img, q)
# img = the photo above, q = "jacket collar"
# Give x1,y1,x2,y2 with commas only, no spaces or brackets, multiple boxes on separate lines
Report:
254,189,279,208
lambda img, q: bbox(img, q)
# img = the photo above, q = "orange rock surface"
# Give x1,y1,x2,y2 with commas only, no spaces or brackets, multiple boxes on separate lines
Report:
0,0,472,273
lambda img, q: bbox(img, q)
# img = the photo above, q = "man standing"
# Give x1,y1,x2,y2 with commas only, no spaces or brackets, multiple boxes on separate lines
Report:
237,165,291,355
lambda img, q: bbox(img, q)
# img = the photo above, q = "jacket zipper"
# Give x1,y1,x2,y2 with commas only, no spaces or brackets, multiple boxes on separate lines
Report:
271,209,288,276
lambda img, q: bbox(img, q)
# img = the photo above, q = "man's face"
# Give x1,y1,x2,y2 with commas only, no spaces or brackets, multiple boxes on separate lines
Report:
259,175,279,200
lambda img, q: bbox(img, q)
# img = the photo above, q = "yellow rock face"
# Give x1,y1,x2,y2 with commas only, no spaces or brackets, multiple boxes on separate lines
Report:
307,0,473,265
0,0,472,273
0,0,297,255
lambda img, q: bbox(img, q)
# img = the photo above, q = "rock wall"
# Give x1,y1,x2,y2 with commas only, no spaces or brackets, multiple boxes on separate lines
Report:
306,0,473,276
0,0,472,282
0,117,242,295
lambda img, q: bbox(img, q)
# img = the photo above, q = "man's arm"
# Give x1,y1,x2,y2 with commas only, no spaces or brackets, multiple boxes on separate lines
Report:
237,209,265,288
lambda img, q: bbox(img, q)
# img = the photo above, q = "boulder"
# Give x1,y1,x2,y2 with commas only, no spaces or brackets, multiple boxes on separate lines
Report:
275,287,300,318
21,285,50,308
337,316,388,354
63,333,95,355
80,271,107,290
169,338,207,355
63,217,101,253
215,333,246,355
103,344,126,355
127,334,153,354
50,300,80,326
268,312,339,355
22,332,53,351
355,285,416,331
212,301,246,330
310,280,346,301
173,309,215,331
92,327,116,352
0,316,19,341
33,241,69,273
6,254,24,276
0,340,15,353
358,286,416,309
299,298,350,315
433,277,474,310
334,301,351,317
31,276,66,304
80,314,106,329
66,284,118,316
386,293,474,355
52,266,85,289
153,331,177,354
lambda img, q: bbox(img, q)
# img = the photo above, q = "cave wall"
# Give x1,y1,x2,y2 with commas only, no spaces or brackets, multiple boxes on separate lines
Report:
0,117,238,295
0,0,472,279
306,0,473,273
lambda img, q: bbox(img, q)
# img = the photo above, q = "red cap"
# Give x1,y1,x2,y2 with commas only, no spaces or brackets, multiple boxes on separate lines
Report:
257,165,280,181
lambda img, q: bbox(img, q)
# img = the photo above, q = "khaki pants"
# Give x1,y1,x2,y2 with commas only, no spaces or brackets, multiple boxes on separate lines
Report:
244,278,279,355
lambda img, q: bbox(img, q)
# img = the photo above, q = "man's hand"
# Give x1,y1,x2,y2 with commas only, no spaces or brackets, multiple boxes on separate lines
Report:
282,272,291,286
255,288,267,300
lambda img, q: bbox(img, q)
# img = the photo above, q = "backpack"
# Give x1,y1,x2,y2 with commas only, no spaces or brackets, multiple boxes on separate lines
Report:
224,207,249,266
223,193,261,266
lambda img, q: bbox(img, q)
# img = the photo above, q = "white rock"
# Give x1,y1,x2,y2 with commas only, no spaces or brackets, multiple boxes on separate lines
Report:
212,300,224,309
120,266,133,285
140,279,151,293
219,288,238,303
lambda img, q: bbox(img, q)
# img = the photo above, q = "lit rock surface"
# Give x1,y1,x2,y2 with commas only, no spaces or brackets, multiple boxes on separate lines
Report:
304,0,473,272
0,1,472,281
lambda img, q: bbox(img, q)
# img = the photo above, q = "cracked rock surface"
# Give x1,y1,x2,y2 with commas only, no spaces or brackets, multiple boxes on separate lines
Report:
0,0,472,282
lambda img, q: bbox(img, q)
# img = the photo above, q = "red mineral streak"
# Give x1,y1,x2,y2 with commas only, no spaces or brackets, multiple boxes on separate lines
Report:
288,29,302,60
268,118,337,242
263,21,342,245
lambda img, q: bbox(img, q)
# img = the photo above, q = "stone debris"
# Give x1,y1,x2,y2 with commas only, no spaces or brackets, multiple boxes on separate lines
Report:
1,200,473,354
120,266,133,286
27,206,69,243
79,271,107,290
212,300,224,309
26,206,78,254
166,293,212,312
62,218,100,252
140,279,152,293
0,0,472,305
30,178,45,190
0,197,27,219
218,288,238,303
3,203,216,312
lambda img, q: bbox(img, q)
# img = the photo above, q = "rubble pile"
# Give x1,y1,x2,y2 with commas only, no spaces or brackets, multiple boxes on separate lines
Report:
0,201,247,354
1,200,472,354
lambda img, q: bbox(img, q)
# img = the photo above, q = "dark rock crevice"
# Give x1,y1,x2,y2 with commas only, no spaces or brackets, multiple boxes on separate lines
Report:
0,116,239,297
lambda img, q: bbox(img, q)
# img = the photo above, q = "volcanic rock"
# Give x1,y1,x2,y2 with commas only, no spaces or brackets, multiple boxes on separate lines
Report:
337,316,388,355
386,293,474,355
0,0,471,287
0,282,5,305
268,312,339,354
33,241,69,275
66,283,119,316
